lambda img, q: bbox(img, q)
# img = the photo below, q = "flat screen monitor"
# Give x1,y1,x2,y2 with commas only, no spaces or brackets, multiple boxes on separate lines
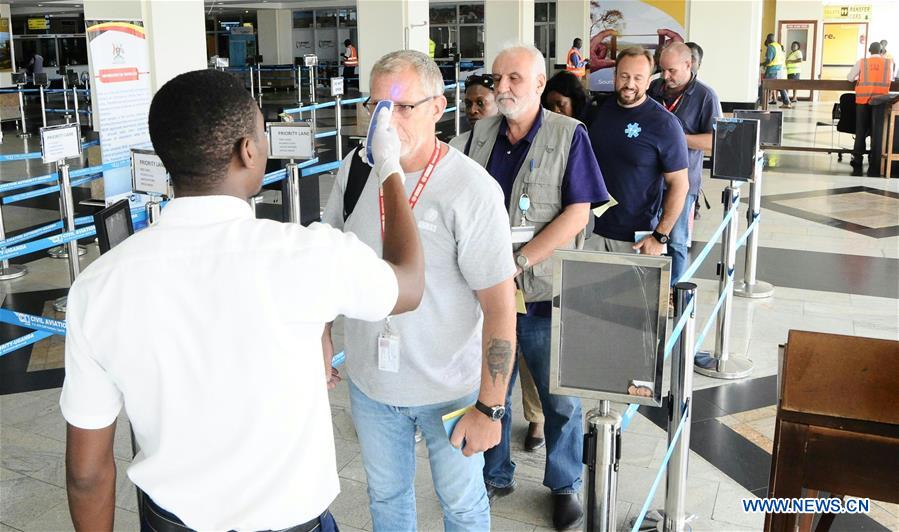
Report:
549,250,671,406
734,109,783,147
711,117,759,181
94,199,134,255
11,72,27,85
32,72,49,86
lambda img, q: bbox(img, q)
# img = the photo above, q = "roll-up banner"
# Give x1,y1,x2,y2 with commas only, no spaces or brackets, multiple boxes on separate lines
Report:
86,20,153,206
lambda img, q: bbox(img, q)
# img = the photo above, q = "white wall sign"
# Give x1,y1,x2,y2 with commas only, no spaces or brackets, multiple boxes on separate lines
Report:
131,149,169,196
330,77,344,97
267,122,314,160
40,123,82,163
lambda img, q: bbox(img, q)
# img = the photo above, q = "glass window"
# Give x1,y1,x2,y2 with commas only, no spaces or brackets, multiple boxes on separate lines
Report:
339,9,357,28
429,26,456,59
429,6,456,25
458,5,484,24
293,11,313,29
459,26,483,58
217,34,230,58
59,37,87,67
205,17,216,31
49,17,82,34
315,10,337,28
549,2,556,22
536,3,549,23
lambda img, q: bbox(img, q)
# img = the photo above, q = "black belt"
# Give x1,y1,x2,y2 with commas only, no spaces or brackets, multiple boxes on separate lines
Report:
142,496,326,532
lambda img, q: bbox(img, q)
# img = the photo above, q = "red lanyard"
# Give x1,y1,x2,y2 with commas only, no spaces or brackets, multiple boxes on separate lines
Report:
378,138,442,239
665,91,685,113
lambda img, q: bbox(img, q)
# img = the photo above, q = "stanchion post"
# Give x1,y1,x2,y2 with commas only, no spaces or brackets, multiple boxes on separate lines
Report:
665,283,697,532
16,82,29,137
62,74,70,114
257,64,263,107
308,64,318,131
0,205,28,280
335,94,343,162
296,65,303,106
72,86,82,131
146,200,162,226
633,283,698,532
734,154,774,299
39,84,48,128
249,66,256,101
695,184,753,379
285,162,301,224
584,400,621,532
53,161,82,313
453,55,461,137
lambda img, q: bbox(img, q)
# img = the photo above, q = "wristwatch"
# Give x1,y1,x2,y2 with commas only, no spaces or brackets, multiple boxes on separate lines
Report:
651,230,670,244
475,400,506,421
515,252,530,270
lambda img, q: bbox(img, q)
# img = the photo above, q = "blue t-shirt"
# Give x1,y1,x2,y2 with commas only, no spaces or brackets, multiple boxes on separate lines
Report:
471,108,610,315
648,76,722,194
588,96,688,242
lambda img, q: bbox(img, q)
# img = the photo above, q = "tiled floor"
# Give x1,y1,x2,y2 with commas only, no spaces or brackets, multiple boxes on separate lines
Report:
2,101,898,530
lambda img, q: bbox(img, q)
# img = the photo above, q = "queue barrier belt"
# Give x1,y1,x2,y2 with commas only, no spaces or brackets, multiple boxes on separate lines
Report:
2,159,130,205
0,140,100,163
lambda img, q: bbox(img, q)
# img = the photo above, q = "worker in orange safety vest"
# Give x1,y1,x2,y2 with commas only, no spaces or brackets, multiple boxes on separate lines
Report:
847,41,894,176
565,38,587,79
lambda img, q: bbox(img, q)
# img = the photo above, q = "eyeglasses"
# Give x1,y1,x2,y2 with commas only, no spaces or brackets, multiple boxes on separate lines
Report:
362,95,439,117
465,74,495,90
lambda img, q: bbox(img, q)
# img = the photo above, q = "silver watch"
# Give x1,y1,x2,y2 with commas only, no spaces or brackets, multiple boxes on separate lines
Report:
515,252,530,270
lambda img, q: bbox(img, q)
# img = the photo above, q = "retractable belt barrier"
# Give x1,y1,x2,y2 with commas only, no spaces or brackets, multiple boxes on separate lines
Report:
2,159,129,205
0,139,99,163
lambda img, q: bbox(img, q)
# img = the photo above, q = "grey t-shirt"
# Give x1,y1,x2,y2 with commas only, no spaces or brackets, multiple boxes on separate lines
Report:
322,146,516,407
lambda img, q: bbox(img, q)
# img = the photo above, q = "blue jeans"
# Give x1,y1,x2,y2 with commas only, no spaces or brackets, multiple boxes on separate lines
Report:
483,314,583,494
349,381,490,532
668,192,698,285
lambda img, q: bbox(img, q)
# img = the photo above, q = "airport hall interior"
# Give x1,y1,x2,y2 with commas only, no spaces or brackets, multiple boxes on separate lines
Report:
0,0,898,531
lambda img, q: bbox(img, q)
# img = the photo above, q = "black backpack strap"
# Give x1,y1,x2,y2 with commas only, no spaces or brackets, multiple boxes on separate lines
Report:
343,146,372,222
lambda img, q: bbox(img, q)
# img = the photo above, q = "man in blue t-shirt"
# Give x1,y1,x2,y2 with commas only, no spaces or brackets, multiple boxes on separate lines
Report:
648,42,722,285
586,46,688,259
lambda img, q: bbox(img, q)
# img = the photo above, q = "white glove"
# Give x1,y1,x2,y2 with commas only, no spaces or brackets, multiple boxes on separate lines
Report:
369,106,405,185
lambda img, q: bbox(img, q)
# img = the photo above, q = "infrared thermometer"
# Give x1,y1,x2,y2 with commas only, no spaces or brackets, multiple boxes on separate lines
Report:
366,100,394,166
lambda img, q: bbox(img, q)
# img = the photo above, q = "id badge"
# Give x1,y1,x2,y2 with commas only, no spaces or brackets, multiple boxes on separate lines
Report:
377,333,401,373
511,225,536,244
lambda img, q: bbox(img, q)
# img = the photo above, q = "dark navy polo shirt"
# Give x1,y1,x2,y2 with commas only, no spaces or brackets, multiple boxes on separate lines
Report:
648,75,722,195
588,96,688,242
469,107,610,315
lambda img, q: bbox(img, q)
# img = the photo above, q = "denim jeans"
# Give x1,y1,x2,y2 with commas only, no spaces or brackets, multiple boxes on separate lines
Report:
483,314,583,494
668,192,698,285
349,381,490,532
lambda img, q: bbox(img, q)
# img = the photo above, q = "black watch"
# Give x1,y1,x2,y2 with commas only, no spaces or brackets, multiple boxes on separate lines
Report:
651,230,670,244
474,400,505,421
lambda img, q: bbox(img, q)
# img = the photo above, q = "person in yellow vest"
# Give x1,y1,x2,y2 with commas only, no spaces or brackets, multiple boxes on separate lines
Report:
429,38,437,59
565,38,587,79
785,41,803,101
848,42,895,176
341,39,358,88
760,33,791,108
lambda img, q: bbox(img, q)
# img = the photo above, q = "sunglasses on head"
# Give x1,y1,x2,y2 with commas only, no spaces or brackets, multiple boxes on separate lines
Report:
465,74,495,90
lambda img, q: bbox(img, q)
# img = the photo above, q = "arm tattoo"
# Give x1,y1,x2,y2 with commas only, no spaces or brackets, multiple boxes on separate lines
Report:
487,339,513,385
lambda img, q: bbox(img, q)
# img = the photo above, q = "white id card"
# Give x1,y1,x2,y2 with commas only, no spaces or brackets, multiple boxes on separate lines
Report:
511,225,536,244
378,333,400,373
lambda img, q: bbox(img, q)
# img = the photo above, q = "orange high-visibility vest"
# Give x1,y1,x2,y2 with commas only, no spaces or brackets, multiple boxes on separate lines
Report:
566,47,586,78
344,45,358,67
855,56,892,104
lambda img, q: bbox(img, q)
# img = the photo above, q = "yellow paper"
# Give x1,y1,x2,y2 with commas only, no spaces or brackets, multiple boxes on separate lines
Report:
515,289,527,314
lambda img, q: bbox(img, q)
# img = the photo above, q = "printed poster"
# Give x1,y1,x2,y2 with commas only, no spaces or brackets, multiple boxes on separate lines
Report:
589,0,687,92
0,18,11,72
86,20,153,205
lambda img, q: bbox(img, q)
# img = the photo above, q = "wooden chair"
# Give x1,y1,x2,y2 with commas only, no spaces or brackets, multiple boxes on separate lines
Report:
765,330,899,532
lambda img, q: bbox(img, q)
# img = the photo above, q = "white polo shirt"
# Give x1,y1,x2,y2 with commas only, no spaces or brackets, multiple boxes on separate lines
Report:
60,195,398,531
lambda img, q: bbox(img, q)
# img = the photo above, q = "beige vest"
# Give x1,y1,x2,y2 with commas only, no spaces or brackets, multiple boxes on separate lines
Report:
467,110,583,302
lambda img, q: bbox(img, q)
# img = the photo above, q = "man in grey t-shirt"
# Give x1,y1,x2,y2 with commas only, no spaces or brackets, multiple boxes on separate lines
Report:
322,50,517,530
